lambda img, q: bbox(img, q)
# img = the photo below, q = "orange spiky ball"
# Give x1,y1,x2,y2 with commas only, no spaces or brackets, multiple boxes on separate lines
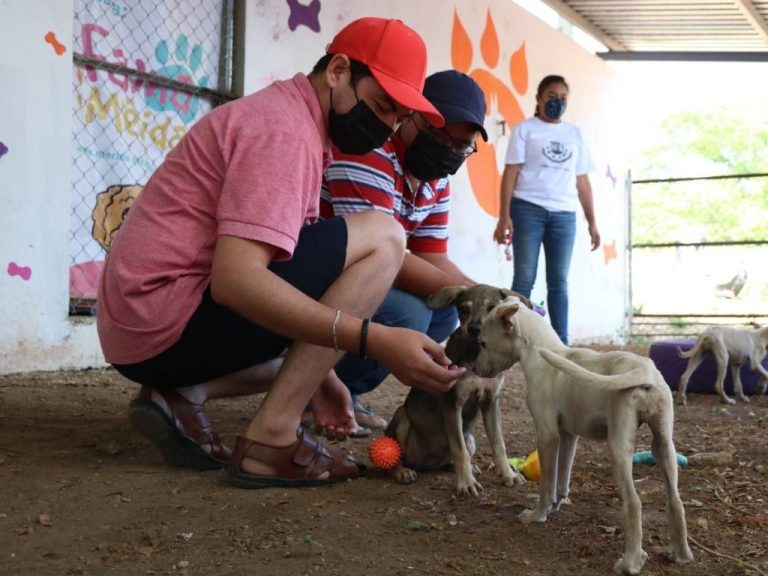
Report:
368,436,402,470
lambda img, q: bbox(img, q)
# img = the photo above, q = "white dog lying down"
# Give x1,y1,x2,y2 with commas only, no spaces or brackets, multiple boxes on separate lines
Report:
474,296,693,576
676,324,768,405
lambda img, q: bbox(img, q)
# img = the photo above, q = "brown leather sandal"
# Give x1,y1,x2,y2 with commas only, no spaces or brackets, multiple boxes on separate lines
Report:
228,428,366,489
128,387,232,470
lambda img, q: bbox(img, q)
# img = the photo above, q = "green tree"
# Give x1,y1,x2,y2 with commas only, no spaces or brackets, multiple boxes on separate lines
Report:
632,106,768,244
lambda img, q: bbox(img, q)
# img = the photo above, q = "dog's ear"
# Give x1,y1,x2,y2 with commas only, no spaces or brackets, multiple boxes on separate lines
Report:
427,285,468,310
494,301,520,331
500,289,532,309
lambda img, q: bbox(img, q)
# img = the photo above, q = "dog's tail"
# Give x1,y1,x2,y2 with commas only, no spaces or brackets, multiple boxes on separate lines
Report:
676,337,703,359
676,341,700,358
538,348,653,389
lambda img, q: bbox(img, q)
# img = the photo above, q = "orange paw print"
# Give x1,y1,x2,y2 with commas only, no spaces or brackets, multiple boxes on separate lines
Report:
451,9,528,217
603,239,617,265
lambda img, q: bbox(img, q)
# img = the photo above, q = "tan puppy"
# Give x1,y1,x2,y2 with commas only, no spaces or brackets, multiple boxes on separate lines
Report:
676,324,768,405
474,297,693,575
384,284,530,496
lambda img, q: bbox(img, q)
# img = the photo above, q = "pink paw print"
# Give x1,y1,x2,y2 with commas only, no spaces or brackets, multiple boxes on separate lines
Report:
8,262,32,281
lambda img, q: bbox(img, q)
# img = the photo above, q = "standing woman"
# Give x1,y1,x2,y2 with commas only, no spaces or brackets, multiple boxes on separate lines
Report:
493,75,600,344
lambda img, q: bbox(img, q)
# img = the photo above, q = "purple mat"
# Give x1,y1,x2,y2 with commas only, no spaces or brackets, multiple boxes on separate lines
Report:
649,340,767,395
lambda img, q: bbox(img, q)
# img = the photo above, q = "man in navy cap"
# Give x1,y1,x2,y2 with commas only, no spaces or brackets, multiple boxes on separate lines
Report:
319,70,488,432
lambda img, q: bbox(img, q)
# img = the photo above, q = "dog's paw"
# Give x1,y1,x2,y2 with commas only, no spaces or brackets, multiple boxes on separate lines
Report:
666,542,694,564
393,466,418,485
554,496,571,511
517,507,548,524
737,394,750,402
675,394,687,406
500,467,526,487
720,396,736,405
456,476,484,497
613,550,648,575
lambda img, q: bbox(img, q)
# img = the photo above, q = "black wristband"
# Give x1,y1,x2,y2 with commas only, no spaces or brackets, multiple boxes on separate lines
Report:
359,318,370,359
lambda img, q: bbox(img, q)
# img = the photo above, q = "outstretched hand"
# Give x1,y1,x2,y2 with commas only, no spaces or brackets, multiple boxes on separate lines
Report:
309,372,361,441
367,324,465,394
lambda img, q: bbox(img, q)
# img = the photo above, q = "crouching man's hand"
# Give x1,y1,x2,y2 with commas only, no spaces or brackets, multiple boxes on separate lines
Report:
367,324,465,394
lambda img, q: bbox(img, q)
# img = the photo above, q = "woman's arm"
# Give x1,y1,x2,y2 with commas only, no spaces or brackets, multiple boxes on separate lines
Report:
576,173,601,251
494,163,522,244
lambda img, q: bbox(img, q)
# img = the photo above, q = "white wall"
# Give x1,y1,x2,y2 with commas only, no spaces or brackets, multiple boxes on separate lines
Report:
245,0,629,343
0,0,628,375
0,0,105,374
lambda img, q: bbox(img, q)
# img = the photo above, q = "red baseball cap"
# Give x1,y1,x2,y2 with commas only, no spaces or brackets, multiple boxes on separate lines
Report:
327,17,444,127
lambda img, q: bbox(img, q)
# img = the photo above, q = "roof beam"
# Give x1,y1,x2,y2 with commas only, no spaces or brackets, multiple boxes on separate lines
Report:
733,0,768,43
598,50,768,62
538,0,627,50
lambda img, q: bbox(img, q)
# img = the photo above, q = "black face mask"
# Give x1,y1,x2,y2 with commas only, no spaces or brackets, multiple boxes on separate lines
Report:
328,88,393,155
404,130,467,182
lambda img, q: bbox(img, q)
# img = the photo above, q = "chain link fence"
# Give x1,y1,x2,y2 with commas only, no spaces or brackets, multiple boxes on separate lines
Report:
629,173,768,341
70,0,238,315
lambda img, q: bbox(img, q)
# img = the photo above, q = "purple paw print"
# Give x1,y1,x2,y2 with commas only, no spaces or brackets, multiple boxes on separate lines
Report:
286,0,321,32
0,141,8,159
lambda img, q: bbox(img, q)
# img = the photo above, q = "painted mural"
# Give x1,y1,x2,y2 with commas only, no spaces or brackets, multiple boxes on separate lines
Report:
59,0,625,337
452,9,527,218
240,0,626,340
69,0,222,305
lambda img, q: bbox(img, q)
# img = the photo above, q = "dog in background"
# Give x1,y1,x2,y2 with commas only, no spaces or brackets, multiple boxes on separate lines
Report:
475,296,693,575
384,284,531,496
676,324,768,405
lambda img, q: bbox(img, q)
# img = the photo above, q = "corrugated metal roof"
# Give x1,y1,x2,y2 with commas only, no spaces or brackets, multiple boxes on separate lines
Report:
540,0,768,59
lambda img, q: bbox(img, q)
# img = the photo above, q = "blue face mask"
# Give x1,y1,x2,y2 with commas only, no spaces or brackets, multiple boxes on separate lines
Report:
543,98,567,120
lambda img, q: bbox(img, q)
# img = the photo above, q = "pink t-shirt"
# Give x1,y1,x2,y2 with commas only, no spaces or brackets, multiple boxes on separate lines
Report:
97,74,330,364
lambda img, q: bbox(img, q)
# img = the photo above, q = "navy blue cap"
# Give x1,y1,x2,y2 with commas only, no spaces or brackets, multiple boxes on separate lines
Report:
422,70,488,141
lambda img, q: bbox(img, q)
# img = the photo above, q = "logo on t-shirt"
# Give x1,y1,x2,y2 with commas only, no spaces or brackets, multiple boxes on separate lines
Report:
542,141,572,163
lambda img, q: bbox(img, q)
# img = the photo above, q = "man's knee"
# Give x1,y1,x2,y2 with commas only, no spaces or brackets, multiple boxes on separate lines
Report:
345,212,405,275
367,211,406,252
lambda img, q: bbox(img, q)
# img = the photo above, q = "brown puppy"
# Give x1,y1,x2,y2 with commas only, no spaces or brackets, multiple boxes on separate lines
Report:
384,284,531,495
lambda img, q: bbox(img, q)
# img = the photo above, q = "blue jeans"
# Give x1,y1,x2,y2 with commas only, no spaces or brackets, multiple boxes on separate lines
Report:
510,198,576,345
334,287,459,401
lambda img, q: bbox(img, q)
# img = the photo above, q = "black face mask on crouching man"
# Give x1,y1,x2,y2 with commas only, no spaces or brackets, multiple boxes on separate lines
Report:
328,88,394,155
404,130,467,182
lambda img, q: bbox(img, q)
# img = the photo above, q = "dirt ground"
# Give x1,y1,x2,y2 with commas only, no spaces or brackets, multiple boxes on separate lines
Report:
1,345,766,576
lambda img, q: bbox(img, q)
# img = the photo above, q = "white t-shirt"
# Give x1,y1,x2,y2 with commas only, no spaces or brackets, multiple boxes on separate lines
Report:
504,116,594,212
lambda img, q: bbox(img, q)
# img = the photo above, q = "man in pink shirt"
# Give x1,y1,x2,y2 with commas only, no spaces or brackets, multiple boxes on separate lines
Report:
97,17,465,488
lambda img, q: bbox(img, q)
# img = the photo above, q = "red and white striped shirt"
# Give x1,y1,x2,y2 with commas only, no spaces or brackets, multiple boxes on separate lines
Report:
320,134,450,253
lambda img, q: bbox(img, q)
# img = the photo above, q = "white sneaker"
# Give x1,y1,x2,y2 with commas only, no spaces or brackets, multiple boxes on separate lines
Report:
353,402,387,429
